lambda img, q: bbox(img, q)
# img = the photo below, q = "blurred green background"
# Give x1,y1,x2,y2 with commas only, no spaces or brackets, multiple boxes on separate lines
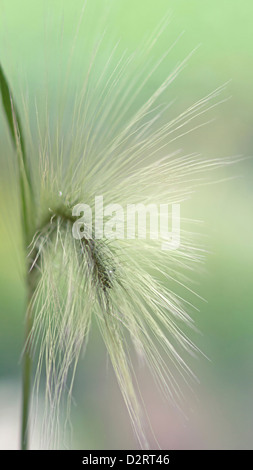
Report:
0,0,252,449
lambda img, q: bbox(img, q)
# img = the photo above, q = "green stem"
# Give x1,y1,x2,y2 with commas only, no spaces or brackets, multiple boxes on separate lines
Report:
21,281,34,451
0,63,36,451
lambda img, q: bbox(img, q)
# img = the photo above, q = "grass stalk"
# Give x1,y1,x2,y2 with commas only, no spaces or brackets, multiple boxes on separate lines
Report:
21,280,34,450
1,63,36,450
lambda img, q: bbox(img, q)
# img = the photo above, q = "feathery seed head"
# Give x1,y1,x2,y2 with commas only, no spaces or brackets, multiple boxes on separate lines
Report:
0,5,234,449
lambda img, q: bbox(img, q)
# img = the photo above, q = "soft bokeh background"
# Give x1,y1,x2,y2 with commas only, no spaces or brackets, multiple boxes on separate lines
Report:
0,0,252,449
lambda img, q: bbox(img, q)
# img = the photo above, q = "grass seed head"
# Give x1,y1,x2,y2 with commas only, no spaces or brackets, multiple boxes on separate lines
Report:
1,5,234,449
